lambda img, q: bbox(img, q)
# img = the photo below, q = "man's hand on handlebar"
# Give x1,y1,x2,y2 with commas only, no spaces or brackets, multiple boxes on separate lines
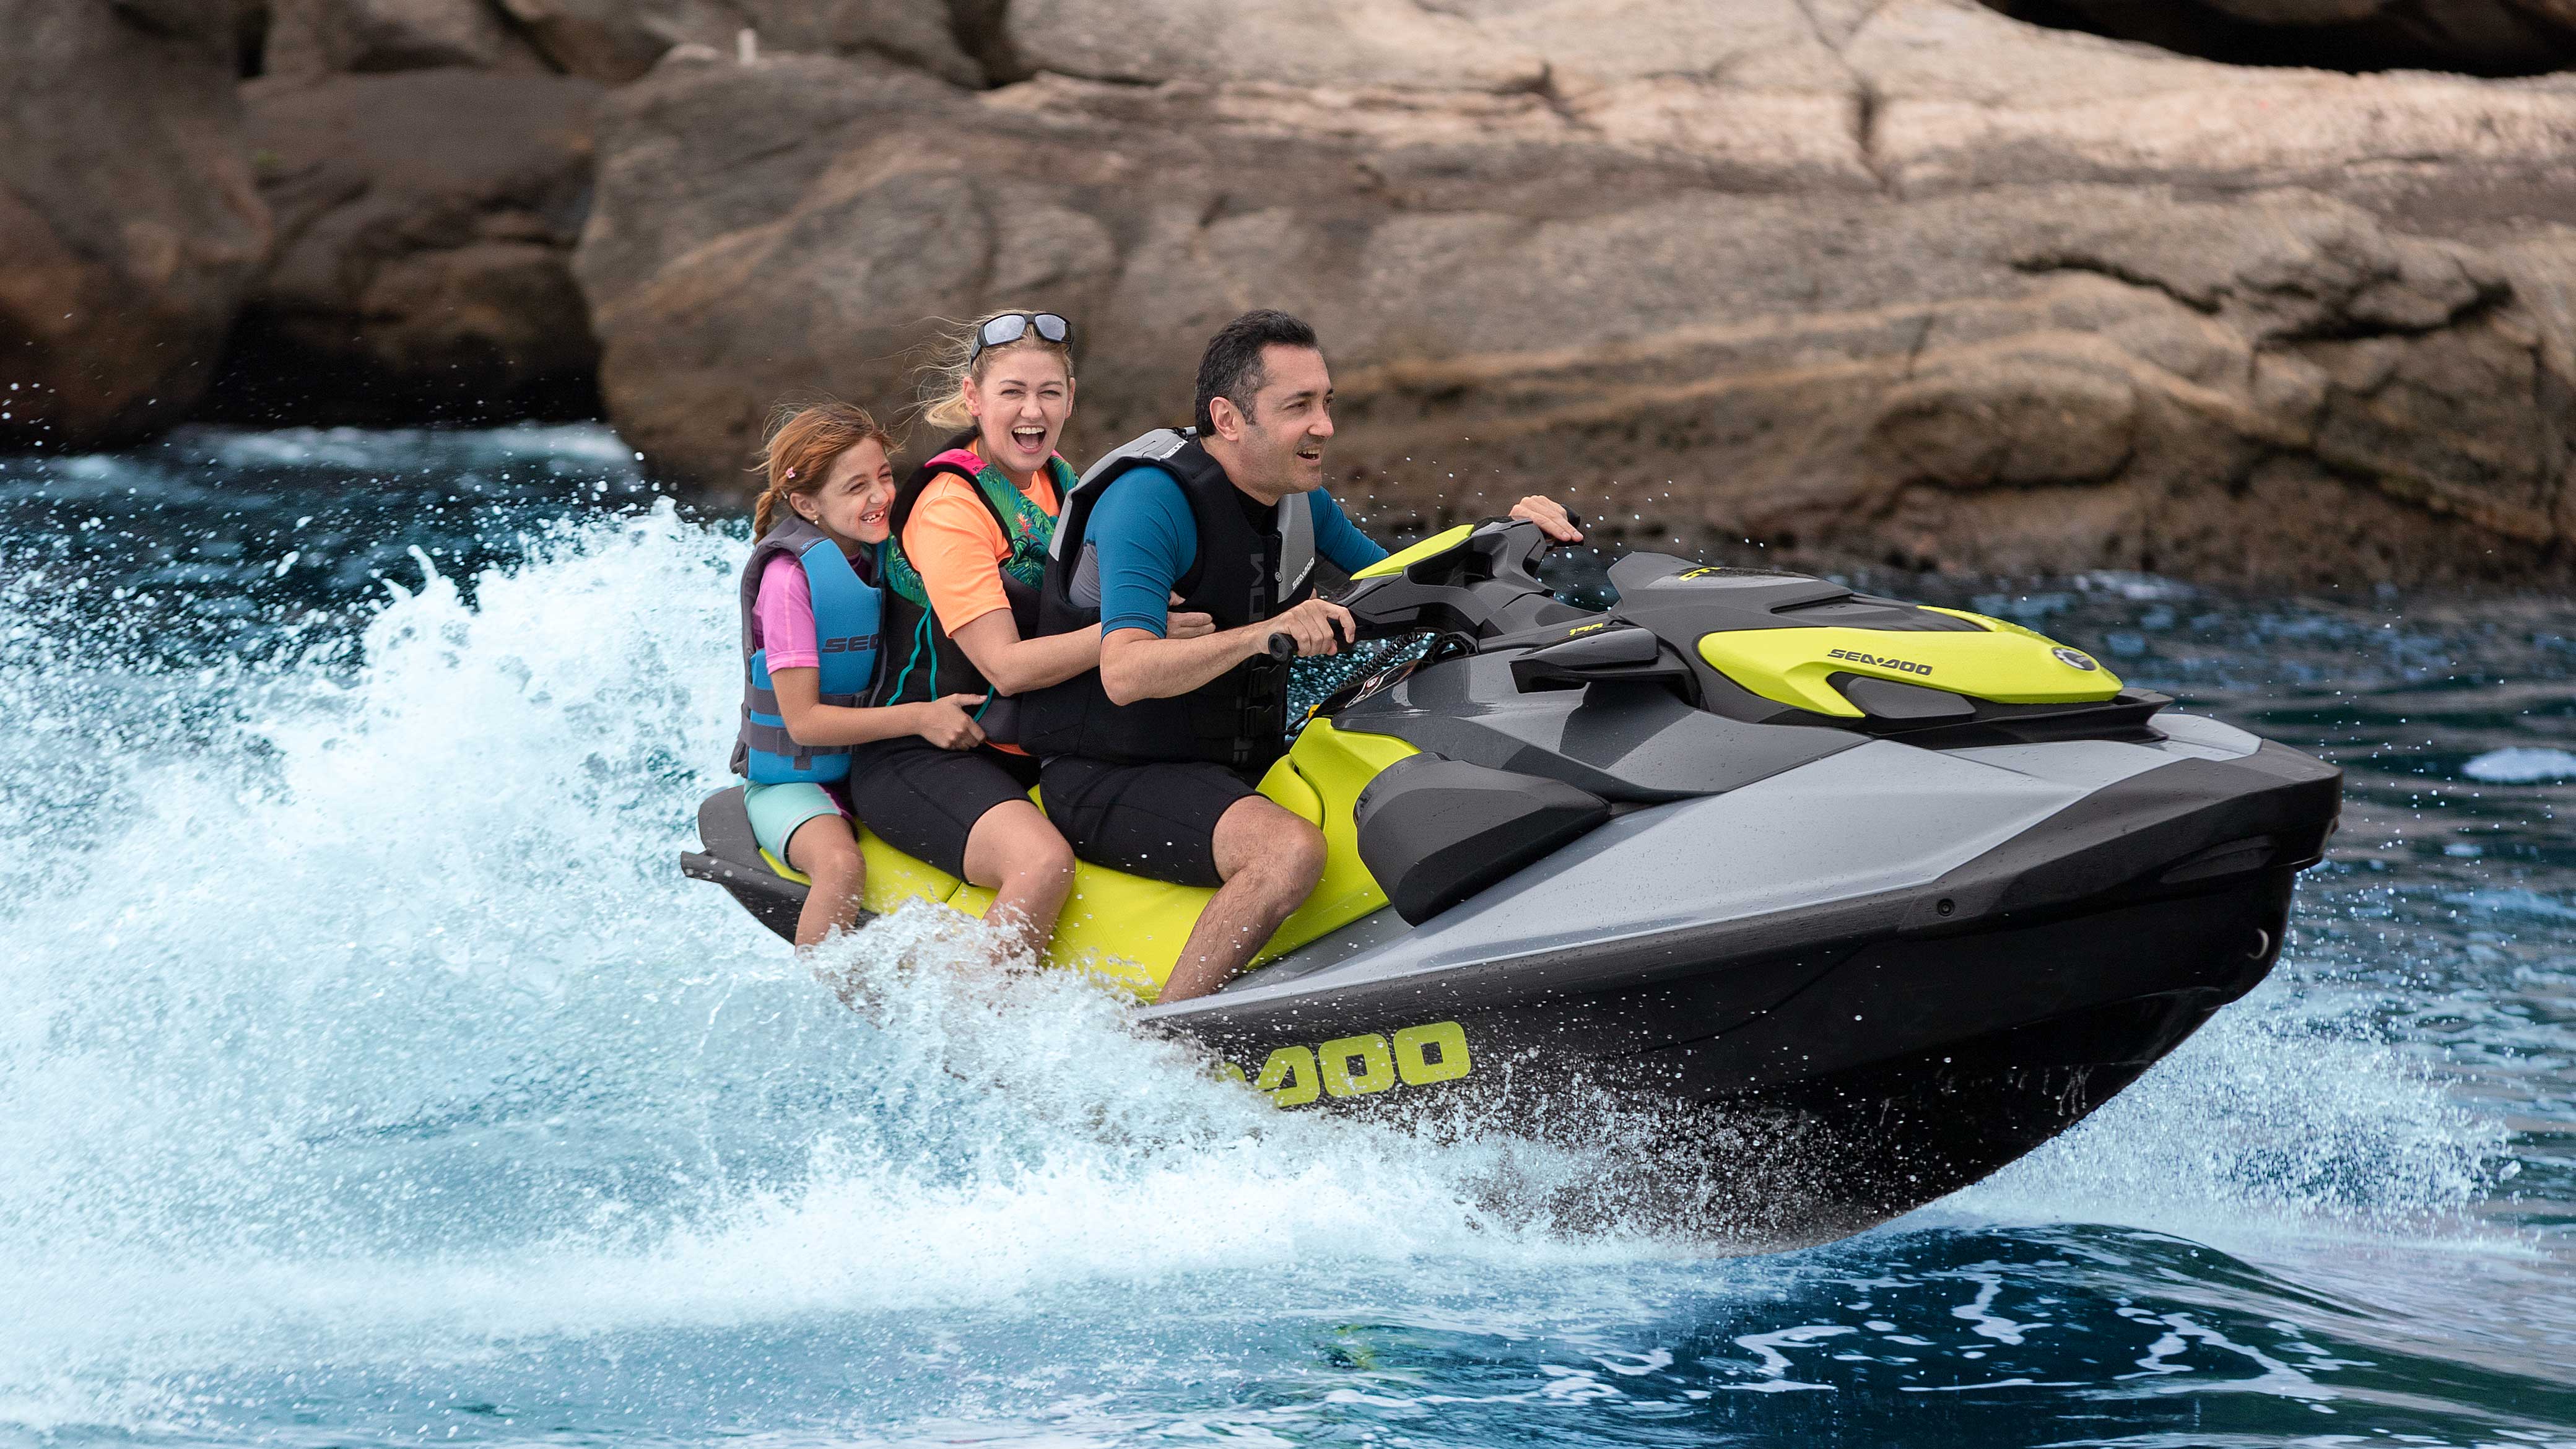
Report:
1508,495,1585,544
1267,598,1357,658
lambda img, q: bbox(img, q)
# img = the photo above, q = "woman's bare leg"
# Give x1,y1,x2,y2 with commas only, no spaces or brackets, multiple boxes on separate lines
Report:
785,815,866,950
959,799,1077,963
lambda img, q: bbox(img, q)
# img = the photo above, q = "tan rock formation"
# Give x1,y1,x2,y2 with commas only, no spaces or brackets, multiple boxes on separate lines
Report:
0,0,270,452
732,0,987,86
262,0,553,80
573,0,2576,585
255,0,991,87
486,0,985,84
489,0,737,81
212,67,603,423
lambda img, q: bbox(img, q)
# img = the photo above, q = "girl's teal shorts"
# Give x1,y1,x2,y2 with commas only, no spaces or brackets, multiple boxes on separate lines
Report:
742,780,848,868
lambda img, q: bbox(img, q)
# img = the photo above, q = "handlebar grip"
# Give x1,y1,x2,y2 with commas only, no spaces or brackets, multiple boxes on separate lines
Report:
1266,632,1296,661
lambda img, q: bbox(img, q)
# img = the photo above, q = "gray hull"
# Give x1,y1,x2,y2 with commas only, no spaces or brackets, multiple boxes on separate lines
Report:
1147,713,2334,1243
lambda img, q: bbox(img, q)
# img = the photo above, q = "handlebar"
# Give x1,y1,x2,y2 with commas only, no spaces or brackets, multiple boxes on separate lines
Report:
1266,622,1355,659
1274,515,1584,658
1324,515,1573,645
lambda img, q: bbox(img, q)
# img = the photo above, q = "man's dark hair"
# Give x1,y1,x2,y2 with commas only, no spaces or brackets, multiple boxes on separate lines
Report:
1193,310,1321,436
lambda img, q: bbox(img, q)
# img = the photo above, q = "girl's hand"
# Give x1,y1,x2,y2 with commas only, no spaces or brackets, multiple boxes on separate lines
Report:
914,695,988,751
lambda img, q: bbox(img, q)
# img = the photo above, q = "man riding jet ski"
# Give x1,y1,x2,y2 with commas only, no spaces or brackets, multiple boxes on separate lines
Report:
1012,309,1583,1003
684,333,2341,1244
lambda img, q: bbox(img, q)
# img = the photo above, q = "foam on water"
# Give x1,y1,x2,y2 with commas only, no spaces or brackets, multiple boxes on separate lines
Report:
0,472,2559,1440
1960,981,2505,1234
2463,746,2576,782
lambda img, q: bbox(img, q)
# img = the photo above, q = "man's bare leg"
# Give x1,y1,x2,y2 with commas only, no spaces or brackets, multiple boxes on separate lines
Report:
1160,796,1327,1003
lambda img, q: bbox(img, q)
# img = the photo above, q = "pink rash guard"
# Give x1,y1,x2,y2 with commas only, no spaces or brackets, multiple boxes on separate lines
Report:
751,552,821,671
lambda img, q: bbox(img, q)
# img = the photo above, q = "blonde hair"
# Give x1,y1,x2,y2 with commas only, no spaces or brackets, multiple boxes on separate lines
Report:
749,400,895,538
916,309,1075,433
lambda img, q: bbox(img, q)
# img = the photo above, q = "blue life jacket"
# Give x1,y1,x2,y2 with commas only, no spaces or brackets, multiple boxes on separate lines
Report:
733,517,882,785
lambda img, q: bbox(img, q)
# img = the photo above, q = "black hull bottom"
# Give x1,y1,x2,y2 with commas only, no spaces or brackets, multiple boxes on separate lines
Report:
1175,870,2294,1248
1579,988,2240,1248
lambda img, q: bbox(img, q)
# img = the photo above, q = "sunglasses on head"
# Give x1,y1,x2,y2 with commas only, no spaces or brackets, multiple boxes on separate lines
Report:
968,311,1073,363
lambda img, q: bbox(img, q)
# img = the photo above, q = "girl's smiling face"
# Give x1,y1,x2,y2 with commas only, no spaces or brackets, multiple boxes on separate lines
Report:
965,349,1074,479
793,438,897,548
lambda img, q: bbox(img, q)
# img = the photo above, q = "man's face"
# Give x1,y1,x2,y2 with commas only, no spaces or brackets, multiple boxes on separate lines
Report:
1227,345,1334,495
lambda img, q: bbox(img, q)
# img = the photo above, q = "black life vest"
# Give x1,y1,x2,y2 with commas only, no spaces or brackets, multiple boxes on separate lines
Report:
1019,429,1318,771
869,431,1060,742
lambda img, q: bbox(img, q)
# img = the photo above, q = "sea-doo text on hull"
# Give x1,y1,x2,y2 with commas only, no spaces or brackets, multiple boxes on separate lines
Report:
685,518,2339,1243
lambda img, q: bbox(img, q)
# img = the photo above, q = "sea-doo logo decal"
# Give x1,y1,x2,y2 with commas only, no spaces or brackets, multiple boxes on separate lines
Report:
1826,648,1932,676
819,633,880,654
1220,1020,1473,1107
1568,622,1611,637
2053,646,2099,671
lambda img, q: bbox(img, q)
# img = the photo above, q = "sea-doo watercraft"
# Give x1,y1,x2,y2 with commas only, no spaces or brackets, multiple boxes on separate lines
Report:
684,520,2340,1242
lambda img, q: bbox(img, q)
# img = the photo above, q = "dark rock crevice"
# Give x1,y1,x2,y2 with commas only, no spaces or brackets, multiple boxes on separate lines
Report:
2013,256,2224,315
949,0,1024,84
199,315,606,427
237,0,272,74
1980,0,2576,78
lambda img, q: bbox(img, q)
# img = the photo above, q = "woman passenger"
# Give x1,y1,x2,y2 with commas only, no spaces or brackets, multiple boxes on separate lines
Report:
850,310,1211,962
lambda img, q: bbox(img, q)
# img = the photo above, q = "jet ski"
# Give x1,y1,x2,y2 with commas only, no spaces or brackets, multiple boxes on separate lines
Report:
683,520,2340,1243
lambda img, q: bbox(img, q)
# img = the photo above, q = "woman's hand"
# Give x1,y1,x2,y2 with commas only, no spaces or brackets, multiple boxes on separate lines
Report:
1165,591,1216,640
912,694,988,751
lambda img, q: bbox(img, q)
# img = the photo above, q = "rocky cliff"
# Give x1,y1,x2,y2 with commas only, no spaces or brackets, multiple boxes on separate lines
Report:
576,0,2576,584
10,0,2576,586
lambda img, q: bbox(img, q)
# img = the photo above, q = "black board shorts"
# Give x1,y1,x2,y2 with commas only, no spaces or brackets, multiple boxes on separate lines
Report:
843,738,1042,879
1037,757,1263,889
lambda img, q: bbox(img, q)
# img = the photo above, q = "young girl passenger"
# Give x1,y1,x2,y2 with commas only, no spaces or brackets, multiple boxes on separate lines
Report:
734,402,983,949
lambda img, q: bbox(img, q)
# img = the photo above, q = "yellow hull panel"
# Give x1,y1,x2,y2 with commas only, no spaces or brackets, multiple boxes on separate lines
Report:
1695,611,2121,718
1351,524,1471,580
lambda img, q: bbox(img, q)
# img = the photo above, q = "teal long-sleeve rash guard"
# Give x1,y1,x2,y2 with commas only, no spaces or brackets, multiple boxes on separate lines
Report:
1088,468,1389,638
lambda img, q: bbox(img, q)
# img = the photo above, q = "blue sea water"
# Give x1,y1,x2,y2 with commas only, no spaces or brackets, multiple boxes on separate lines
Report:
1,424,2570,1447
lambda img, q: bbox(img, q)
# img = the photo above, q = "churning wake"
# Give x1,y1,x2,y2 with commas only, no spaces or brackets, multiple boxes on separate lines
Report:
0,463,2538,1438
0,503,1615,1426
